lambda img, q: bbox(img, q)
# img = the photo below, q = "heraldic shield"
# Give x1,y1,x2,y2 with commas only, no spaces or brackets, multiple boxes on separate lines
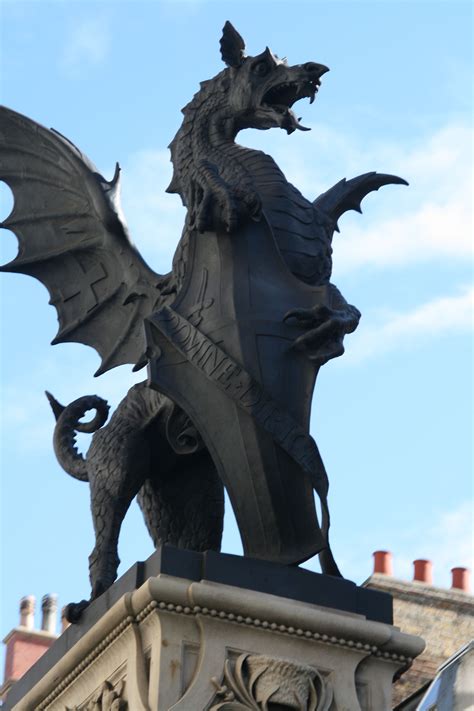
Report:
146,216,332,566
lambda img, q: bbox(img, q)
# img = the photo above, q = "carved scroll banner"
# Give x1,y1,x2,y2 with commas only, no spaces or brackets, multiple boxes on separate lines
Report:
146,217,330,565
150,304,329,500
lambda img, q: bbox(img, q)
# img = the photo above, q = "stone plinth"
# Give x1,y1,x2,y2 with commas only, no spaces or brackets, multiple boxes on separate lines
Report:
5,549,425,710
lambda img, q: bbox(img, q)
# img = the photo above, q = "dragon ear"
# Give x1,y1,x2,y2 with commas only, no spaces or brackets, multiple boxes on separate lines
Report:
220,21,246,67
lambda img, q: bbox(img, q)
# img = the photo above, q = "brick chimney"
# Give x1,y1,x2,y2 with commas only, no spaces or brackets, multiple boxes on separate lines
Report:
0,594,58,702
41,594,58,634
451,567,470,592
413,559,433,584
373,550,393,575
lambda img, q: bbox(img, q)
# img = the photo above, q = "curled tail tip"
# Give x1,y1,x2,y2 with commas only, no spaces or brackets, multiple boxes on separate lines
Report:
45,390,65,421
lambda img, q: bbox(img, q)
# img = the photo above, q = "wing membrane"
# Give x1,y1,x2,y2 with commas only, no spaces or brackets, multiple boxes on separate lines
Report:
0,106,167,375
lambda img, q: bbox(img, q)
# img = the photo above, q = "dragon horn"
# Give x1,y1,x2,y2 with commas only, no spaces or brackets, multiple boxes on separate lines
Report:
220,21,246,67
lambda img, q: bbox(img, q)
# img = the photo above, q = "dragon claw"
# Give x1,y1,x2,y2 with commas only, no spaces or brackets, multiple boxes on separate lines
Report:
284,304,332,325
284,304,356,365
292,320,345,362
64,599,90,624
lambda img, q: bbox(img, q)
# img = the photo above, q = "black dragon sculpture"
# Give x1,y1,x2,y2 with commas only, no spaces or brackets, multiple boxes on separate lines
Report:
0,22,406,615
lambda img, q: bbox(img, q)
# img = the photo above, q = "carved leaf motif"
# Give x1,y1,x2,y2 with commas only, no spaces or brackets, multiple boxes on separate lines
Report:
70,680,127,711
210,654,332,711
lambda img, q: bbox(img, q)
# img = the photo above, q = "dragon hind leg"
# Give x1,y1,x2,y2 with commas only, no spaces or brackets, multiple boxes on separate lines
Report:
138,450,224,552
85,420,153,599
87,465,148,599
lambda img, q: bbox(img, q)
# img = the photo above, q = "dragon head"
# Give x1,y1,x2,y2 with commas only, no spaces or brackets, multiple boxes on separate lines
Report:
220,21,328,135
167,22,330,231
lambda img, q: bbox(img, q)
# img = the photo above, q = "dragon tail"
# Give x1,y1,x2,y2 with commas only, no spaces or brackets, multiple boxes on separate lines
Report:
45,392,110,482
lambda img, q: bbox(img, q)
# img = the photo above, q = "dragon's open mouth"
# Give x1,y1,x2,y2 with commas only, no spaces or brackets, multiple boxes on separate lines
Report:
261,79,321,133
263,79,320,108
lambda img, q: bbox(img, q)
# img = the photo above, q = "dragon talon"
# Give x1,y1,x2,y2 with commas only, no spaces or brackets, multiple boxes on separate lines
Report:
283,308,313,323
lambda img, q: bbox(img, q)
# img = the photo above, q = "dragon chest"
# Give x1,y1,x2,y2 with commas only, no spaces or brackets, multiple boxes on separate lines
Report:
146,215,330,565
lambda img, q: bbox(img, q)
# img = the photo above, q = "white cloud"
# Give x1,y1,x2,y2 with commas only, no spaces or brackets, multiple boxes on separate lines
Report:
345,286,473,364
61,17,110,75
333,186,471,276
333,190,471,275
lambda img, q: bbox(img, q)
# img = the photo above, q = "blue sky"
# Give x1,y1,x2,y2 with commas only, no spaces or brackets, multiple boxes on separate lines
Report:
0,0,472,647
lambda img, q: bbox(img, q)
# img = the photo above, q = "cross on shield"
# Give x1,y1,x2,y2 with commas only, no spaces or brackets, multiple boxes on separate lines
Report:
146,217,331,565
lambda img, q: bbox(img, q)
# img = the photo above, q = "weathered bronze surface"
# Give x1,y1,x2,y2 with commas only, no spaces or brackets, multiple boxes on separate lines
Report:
0,22,406,613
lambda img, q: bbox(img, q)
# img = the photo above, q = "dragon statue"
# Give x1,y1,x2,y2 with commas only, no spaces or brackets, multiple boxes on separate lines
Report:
0,22,406,616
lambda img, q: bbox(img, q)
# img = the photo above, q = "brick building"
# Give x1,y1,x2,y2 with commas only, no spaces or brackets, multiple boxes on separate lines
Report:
364,551,473,708
0,594,60,703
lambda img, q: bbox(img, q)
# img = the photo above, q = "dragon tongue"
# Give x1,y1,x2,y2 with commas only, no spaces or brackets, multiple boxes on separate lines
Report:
284,108,310,134
295,120,311,132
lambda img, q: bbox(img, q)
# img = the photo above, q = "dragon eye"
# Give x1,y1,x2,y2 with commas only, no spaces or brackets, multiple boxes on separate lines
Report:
252,61,270,77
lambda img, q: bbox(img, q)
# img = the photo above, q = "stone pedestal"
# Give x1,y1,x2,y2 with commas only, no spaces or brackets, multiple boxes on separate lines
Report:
5,549,424,710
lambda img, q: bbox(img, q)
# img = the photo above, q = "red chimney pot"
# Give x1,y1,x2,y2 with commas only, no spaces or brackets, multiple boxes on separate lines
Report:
413,559,433,584
451,567,470,592
373,550,393,576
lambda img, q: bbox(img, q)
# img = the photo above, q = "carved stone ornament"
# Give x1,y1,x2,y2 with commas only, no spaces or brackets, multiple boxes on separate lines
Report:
68,680,127,711
210,653,333,711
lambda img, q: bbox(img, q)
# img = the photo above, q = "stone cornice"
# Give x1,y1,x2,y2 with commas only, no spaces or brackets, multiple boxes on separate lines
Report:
11,574,425,711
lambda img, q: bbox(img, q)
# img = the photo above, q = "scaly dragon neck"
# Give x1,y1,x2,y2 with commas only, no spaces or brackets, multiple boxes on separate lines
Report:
169,91,270,225
169,80,332,287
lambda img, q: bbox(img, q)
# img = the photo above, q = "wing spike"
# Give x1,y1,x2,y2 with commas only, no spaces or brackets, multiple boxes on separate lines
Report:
110,162,121,187
313,172,408,240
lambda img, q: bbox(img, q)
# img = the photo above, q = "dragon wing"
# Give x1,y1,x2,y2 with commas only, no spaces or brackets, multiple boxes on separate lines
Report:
0,106,169,375
314,171,408,233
